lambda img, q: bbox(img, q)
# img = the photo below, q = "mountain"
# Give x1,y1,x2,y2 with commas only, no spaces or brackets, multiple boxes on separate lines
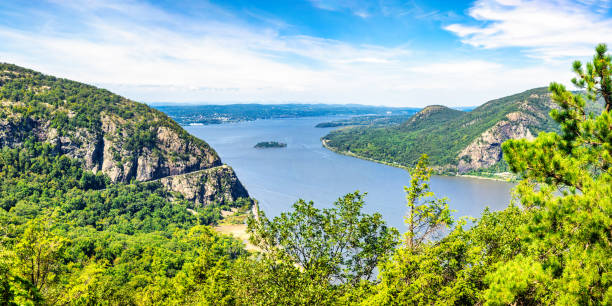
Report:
322,87,594,176
0,63,247,205
400,105,464,130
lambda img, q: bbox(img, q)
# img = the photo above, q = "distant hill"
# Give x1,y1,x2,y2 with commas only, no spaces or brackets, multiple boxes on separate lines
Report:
0,63,248,205
322,87,603,176
401,105,464,130
315,113,418,128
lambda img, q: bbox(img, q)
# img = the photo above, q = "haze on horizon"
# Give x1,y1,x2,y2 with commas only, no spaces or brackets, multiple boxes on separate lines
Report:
1,0,611,107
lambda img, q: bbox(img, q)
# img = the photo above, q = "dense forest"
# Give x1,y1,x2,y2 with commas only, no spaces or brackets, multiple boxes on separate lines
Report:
0,64,204,150
0,63,252,304
1,45,611,305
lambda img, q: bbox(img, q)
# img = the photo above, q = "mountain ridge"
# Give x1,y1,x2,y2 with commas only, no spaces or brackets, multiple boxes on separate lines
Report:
322,87,586,176
0,63,248,205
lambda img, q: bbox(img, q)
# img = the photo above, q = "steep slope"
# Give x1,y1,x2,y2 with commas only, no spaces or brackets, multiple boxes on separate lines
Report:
0,63,248,205
323,87,567,175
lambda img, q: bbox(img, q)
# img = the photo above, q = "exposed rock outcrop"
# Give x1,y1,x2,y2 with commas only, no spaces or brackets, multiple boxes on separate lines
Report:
456,111,536,173
157,165,249,206
0,110,224,183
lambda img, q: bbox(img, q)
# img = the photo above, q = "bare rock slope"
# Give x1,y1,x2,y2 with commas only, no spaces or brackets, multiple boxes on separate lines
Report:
456,112,536,172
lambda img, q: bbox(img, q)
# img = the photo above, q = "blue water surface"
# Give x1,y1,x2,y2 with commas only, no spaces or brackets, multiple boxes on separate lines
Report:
186,116,515,232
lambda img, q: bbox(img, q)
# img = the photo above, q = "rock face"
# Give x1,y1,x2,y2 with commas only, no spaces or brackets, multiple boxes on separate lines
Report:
0,63,248,206
92,115,222,182
454,92,556,173
456,112,536,173
0,110,223,182
157,165,249,206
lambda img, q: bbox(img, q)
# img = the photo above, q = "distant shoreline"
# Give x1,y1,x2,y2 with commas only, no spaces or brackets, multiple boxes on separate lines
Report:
177,114,354,127
321,139,515,182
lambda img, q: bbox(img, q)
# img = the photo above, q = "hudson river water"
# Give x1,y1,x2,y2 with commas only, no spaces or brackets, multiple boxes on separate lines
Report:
186,116,515,232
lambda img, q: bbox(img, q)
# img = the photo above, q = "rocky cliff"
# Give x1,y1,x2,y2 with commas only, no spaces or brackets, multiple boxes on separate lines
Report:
454,91,558,173
157,165,248,206
0,63,248,205
456,112,536,172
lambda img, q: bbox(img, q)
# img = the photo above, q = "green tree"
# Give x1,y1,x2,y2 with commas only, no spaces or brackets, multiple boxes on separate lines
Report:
13,218,67,303
231,252,334,305
0,247,44,305
404,154,453,250
365,155,464,305
55,262,106,305
494,43,612,304
242,192,399,303
572,43,612,112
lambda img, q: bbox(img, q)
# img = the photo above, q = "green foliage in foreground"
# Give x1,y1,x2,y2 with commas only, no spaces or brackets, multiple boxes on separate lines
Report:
0,138,251,304
365,44,612,305
403,155,453,250
1,219,246,305
240,192,398,304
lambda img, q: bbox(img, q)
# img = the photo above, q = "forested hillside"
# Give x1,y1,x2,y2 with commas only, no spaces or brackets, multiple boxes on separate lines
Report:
323,87,576,175
0,64,252,304
0,63,248,203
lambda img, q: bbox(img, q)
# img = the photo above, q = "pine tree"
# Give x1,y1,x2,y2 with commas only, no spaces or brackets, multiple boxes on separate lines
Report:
492,43,612,304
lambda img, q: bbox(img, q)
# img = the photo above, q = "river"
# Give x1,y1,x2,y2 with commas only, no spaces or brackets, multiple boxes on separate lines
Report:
186,116,515,232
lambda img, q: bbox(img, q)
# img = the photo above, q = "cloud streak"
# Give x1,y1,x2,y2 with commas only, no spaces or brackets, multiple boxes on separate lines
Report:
445,0,612,60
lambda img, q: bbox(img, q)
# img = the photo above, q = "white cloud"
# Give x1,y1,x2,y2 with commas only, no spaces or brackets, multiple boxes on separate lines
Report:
0,0,578,106
445,0,612,60
308,0,374,18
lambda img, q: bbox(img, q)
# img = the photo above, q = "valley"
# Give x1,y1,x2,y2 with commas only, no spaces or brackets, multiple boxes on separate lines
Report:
185,116,515,231
1,45,610,304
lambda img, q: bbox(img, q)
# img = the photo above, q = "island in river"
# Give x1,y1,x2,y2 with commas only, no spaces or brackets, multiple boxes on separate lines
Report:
254,141,287,148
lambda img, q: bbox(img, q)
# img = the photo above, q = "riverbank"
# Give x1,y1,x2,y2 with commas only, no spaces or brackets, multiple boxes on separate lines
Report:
321,139,516,182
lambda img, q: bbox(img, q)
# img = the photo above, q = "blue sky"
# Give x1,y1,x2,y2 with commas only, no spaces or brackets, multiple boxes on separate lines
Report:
1,0,611,106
